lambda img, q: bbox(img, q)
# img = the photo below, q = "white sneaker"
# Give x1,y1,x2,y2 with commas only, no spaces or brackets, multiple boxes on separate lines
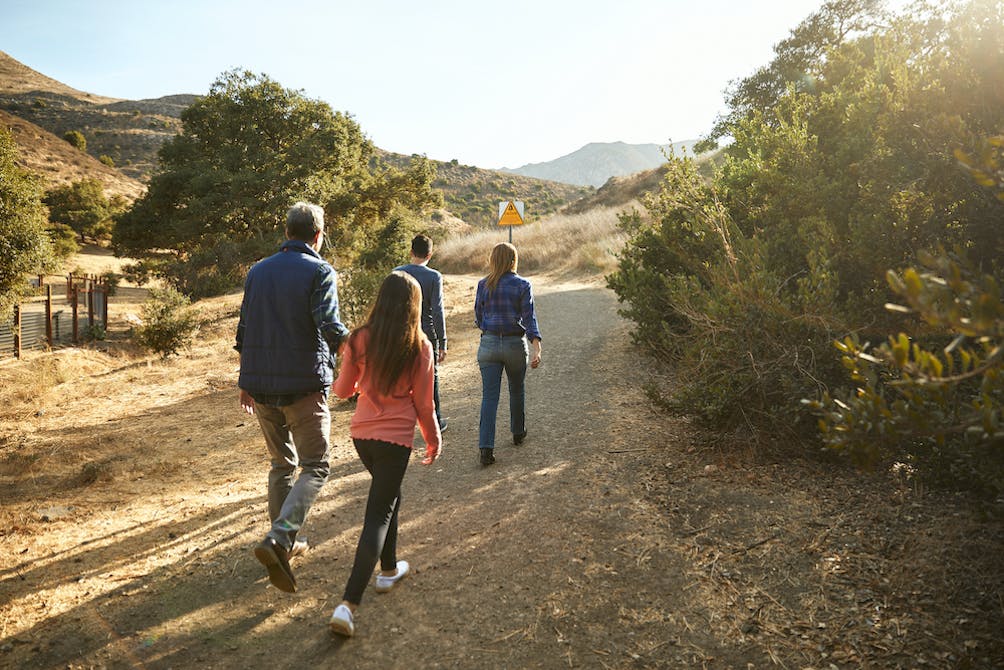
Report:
329,604,354,637
374,560,410,593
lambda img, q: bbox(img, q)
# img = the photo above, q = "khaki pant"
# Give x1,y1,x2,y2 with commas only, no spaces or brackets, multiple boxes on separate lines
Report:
254,392,331,551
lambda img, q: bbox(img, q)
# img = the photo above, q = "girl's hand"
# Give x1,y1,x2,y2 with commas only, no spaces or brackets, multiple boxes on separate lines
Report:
421,443,442,465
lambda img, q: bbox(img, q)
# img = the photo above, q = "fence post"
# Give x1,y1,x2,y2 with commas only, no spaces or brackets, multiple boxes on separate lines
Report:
13,304,21,359
45,285,53,347
87,283,95,329
101,284,109,329
66,274,72,305
72,286,79,344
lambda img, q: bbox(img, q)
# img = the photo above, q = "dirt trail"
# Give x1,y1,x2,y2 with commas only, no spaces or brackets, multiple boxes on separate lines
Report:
1,273,1002,669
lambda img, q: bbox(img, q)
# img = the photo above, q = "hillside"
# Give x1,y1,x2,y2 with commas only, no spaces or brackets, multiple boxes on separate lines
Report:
378,150,593,227
1,109,145,200
502,139,700,187
0,51,188,180
0,51,591,225
0,50,119,105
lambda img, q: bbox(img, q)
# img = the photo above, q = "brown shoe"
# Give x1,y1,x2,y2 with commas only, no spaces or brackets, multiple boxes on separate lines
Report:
253,537,297,592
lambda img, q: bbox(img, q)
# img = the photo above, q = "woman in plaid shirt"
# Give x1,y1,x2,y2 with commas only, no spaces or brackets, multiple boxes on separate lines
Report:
473,242,542,466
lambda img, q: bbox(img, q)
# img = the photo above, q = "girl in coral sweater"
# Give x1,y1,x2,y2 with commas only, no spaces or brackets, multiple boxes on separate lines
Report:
329,271,442,637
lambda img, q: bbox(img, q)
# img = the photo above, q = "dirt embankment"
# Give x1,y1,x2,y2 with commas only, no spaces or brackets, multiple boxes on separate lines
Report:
0,271,1001,669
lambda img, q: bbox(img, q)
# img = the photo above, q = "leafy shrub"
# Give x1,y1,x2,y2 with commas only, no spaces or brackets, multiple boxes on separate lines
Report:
609,1,1004,468
810,250,1004,496
165,237,275,299
809,136,1004,495
337,211,418,326
63,130,86,152
134,287,199,357
83,323,106,341
47,223,80,259
45,179,112,242
98,155,115,167
99,271,121,296
608,158,845,444
0,127,54,315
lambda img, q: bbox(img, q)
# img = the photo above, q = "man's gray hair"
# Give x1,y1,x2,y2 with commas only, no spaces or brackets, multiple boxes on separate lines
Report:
286,201,325,241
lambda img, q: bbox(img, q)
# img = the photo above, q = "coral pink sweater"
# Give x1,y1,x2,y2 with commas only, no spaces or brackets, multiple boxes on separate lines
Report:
333,329,441,456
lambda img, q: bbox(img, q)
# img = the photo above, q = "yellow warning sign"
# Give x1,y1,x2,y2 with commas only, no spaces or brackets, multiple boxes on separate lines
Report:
497,200,525,226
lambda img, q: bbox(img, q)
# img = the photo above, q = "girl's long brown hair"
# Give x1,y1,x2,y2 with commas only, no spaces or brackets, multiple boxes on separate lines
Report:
485,242,518,291
350,271,424,396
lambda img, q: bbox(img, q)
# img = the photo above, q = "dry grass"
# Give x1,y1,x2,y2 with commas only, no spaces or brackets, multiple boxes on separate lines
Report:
434,203,636,279
1,109,145,200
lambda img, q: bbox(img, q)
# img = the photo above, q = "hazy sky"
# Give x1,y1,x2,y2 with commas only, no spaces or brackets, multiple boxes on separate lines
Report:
3,0,858,168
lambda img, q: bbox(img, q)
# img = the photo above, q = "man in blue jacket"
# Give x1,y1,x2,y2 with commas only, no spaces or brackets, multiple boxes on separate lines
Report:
236,201,349,593
395,234,448,431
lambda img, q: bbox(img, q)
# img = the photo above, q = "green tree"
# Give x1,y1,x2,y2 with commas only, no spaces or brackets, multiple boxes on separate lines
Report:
0,127,55,315
63,130,86,152
113,70,373,295
115,69,441,299
45,178,113,243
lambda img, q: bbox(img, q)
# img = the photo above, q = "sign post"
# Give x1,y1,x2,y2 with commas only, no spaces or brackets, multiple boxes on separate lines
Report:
497,200,525,243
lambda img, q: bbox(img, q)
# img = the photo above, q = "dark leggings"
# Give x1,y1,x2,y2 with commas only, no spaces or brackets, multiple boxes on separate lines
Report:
342,438,411,605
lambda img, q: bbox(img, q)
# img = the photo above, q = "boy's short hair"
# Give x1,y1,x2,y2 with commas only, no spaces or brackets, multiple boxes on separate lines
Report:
411,234,433,258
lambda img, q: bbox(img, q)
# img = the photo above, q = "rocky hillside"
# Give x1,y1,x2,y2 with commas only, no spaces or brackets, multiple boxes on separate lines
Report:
1,109,144,200
0,50,592,224
503,140,701,187
382,153,592,227
0,51,190,181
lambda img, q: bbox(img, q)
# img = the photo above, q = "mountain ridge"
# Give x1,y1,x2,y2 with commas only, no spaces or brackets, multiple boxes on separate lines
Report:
502,139,700,187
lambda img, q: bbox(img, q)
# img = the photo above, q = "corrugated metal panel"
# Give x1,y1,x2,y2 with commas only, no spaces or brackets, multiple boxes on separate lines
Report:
0,320,13,356
21,312,48,350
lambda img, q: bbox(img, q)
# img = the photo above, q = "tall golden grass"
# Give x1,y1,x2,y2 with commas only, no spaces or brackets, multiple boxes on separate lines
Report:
434,202,636,279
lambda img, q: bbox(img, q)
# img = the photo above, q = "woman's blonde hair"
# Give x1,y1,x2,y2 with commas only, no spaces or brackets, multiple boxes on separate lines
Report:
349,271,424,396
485,242,518,291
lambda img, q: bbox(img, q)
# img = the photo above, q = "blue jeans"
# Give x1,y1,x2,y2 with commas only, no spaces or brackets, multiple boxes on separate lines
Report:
477,334,528,449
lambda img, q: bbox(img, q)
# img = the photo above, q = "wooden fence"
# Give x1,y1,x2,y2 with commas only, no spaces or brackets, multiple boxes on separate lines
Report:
0,274,110,360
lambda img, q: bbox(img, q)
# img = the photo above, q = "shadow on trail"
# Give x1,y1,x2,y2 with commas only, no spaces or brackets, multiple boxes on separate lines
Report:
1,281,710,669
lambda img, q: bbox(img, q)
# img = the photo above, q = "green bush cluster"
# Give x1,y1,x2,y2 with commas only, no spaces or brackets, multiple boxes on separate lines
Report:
810,249,1003,495
134,287,199,357
0,127,55,315
63,130,86,152
608,0,1004,491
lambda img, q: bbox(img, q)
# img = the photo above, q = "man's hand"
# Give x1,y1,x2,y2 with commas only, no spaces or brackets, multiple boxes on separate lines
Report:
438,348,447,364
530,340,542,369
239,389,256,416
